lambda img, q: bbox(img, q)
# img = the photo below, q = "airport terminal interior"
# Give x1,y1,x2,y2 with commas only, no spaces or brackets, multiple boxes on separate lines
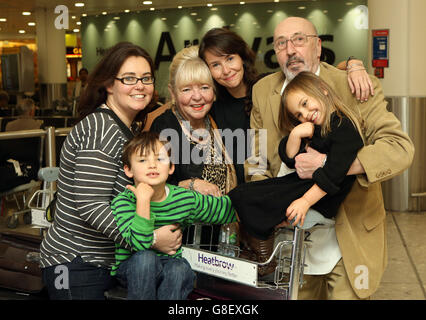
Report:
0,0,425,300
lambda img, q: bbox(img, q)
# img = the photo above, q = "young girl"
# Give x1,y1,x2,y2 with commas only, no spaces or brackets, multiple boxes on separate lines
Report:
228,71,364,251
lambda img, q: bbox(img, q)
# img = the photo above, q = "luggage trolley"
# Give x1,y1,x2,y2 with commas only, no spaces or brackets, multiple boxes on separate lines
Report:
182,209,334,300
27,167,60,230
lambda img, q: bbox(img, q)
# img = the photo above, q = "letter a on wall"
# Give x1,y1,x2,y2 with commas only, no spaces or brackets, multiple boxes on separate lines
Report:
155,32,177,70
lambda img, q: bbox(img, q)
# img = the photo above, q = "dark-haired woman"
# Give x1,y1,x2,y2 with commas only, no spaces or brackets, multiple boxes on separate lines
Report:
40,42,182,300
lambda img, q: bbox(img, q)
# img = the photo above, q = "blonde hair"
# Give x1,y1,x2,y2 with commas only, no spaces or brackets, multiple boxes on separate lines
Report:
279,71,362,137
168,45,215,97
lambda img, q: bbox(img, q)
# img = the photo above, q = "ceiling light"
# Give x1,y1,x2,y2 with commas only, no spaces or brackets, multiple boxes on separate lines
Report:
210,8,218,11
82,13,87,17
190,12,197,16
150,8,155,11
19,30,26,33
346,2,353,5
143,1,153,4
76,21,81,25
73,28,80,32
28,22,36,26
274,0,279,2
207,3,212,6
240,1,245,4
323,10,328,13
161,17,167,21
298,6,306,10
178,6,182,9
22,12,31,15
113,16,120,20
72,16,76,19
75,3,85,7
124,10,130,13
102,12,107,15
0,18,7,22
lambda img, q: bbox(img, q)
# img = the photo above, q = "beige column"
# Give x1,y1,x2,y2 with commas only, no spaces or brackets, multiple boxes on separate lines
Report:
35,6,67,110
368,0,426,211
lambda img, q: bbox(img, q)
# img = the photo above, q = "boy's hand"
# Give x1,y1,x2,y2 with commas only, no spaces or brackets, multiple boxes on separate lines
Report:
292,122,314,140
286,197,310,227
127,183,154,201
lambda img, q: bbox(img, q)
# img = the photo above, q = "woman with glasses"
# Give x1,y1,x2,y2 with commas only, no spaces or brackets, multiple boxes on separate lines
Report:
40,42,183,300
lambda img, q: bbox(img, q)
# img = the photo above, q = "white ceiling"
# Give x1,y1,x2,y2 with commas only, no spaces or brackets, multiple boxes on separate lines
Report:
0,0,306,38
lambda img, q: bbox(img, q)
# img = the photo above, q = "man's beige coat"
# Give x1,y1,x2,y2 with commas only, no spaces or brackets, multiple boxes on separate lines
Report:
246,62,414,298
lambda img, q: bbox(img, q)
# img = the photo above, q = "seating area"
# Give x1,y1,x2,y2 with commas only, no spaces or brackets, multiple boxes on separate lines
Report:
0,116,79,132
0,127,71,229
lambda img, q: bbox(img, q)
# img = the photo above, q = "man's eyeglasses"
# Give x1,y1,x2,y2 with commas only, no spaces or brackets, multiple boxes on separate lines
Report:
273,34,318,51
115,75,155,85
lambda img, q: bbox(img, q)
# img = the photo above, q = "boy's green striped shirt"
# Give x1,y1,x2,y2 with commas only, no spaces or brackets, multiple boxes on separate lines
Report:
110,183,236,275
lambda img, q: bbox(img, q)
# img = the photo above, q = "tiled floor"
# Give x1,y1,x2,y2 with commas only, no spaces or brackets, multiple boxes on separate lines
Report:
1,202,425,300
371,211,426,300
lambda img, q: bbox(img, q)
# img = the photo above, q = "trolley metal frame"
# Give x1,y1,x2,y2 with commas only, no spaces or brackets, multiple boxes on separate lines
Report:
181,223,309,300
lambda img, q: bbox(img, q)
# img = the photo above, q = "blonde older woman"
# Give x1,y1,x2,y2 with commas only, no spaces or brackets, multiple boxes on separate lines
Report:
151,46,237,197
151,46,238,252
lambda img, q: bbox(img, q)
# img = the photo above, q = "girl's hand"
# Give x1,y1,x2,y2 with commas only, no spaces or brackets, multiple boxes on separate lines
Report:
286,197,311,227
292,122,314,140
193,179,222,197
347,59,374,102
127,183,154,201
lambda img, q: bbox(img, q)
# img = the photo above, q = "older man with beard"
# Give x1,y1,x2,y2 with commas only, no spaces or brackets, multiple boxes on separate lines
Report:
244,17,414,299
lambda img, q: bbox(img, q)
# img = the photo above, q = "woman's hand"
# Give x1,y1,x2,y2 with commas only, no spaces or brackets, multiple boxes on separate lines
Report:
152,224,182,255
347,59,374,102
192,179,222,197
286,197,310,227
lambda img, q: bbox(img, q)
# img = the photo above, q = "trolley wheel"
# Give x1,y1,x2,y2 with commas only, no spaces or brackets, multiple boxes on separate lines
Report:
6,215,19,229
23,211,32,225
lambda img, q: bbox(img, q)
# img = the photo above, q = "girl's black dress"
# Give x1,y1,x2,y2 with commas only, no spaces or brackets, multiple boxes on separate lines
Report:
227,113,364,240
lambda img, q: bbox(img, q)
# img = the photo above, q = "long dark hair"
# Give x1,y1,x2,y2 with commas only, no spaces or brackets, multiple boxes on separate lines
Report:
78,42,157,125
199,28,258,114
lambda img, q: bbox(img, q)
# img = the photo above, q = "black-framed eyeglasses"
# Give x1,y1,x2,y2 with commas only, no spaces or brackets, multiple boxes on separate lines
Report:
273,33,318,51
115,75,155,85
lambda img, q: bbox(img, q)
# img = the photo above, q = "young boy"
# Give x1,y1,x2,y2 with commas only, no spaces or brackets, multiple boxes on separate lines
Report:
111,131,236,300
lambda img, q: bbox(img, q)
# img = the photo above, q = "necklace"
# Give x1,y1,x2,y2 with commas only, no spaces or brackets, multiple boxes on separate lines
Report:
173,107,211,144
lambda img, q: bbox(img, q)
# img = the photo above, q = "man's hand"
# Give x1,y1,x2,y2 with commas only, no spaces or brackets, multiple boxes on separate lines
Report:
152,224,182,255
294,147,326,179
